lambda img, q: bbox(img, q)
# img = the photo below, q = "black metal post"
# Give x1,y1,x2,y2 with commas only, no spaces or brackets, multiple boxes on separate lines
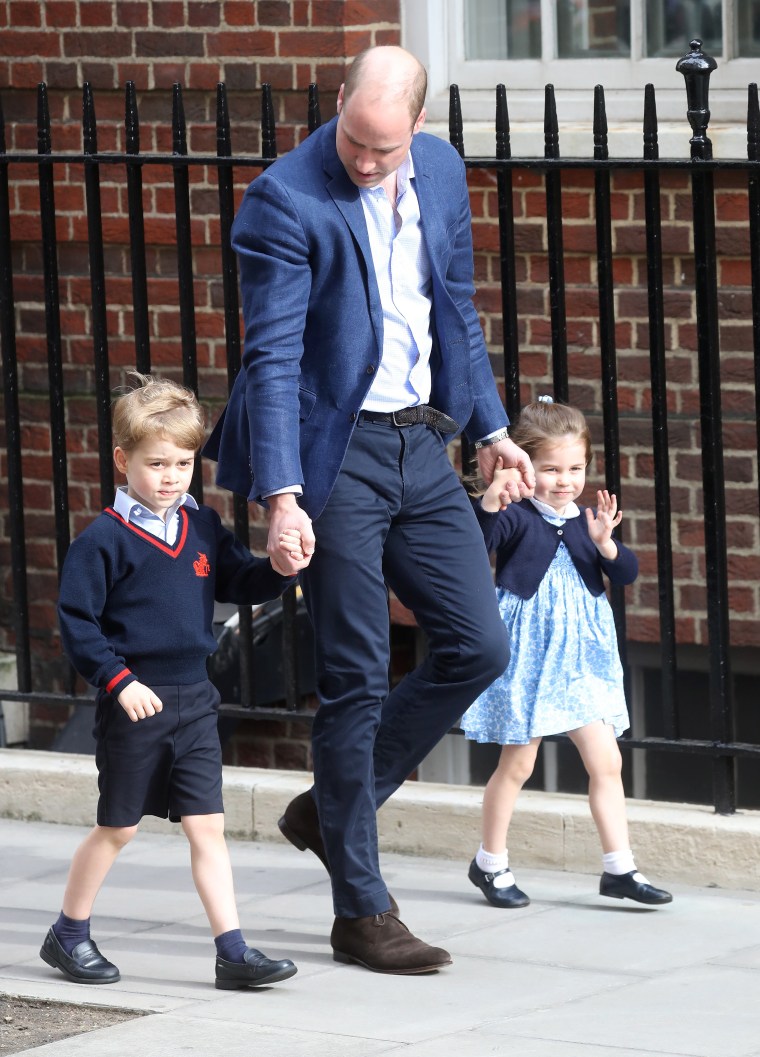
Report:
0,93,32,692
544,85,568,401
676,41,735,813
308,82,322,133
125,81,151,374
642,83,679,737
447,83,476,474
747,83,760,519
592,85,628,678
36,84,71,579
171,83,202,500
215,81,254,707
82,83,114,505
495,84,520,421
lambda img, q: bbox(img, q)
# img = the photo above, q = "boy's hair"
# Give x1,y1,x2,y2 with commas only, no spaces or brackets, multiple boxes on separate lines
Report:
510,400,593,466
112,372,205,453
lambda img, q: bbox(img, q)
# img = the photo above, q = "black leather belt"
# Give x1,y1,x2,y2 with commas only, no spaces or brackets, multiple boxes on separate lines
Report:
359,404,459,434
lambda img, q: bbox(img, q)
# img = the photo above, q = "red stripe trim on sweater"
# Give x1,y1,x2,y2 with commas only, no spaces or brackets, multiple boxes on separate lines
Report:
106,669,132,694
104,506,189,557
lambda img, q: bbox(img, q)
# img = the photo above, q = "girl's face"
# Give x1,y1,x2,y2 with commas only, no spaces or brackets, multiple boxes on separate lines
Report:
113,436,195,520
531,435,588,514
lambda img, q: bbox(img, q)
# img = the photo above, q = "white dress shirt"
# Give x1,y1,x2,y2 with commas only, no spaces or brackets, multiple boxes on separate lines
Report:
113,486,198,545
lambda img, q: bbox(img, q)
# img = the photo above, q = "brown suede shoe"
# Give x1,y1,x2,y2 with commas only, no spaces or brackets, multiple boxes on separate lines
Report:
331,913,452,975
278,791,400,916
278,790,331,870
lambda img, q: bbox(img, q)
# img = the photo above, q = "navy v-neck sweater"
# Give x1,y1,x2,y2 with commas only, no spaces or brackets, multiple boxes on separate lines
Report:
58,504,293,699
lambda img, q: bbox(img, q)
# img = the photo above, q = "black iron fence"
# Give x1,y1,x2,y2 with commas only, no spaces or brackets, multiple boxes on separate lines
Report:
1,40,759,813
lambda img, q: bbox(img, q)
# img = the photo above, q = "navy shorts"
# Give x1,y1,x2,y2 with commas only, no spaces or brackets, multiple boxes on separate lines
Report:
93,679,224,827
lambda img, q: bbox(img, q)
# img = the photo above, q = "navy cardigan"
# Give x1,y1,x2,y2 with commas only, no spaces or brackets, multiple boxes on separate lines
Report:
473,499,638,600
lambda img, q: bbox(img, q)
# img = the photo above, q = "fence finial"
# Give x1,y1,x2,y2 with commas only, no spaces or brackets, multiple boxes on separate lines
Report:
676,39,717,159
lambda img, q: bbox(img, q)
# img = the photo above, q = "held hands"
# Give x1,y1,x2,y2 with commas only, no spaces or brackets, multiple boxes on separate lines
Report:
117,680,163,723
585,489,623,559
481,457,526,512
477,439,535,507
267,494,315,576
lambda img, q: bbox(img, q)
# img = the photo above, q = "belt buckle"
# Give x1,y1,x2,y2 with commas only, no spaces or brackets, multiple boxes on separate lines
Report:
392,408,414,427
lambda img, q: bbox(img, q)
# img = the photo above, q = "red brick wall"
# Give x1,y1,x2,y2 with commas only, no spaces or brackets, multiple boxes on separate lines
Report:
1,1,758,758
468,164,759,647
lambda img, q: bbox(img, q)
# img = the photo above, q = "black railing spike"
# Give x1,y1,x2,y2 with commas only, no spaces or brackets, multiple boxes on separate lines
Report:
593,84,608,161
125,81,140,155
216,82,231,157
495,83,511,161
544,84,559,159
643,83,659,160
748,83,760,162
261,83,277,159
308,82,321,133
448,84,464,157
82,82,97,155
172,82,187,156
0,93,6,154
676,39,717,159
37,82,51,154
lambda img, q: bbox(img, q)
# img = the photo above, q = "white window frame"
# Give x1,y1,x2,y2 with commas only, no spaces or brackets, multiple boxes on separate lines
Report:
403,0,755,155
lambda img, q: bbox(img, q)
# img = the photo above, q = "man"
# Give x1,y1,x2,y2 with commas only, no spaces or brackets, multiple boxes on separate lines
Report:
205,45,534,974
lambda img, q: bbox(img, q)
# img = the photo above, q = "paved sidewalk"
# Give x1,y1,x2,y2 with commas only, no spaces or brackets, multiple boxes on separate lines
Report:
1,817,759,1057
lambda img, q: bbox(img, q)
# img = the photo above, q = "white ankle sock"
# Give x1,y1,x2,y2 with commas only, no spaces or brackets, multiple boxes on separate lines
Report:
476,845,508,873
603,850,637,876
476,845,516,888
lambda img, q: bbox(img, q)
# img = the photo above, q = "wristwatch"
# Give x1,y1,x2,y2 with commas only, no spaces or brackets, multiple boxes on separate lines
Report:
473,427,509,450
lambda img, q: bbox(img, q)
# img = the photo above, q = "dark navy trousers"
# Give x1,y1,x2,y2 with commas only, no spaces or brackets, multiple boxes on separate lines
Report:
300,418,510,918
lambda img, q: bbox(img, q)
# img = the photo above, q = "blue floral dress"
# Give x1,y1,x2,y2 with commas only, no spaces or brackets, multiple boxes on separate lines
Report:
461,521,630,746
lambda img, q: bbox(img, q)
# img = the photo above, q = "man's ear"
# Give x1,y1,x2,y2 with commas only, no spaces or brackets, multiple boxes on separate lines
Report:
413,106,426,135
336,84,345,114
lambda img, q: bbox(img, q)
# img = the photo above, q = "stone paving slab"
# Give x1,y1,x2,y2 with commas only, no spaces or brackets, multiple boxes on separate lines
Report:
2,817,760,1057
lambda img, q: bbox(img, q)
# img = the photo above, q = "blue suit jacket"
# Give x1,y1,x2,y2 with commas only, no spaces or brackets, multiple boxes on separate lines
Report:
204,117,508,519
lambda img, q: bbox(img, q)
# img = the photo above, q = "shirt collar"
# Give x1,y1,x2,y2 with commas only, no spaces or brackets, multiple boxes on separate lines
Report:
529,496,581,524
113,486,198,524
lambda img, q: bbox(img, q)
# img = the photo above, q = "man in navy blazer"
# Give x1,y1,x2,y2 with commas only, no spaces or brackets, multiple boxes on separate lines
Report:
205,45,534,974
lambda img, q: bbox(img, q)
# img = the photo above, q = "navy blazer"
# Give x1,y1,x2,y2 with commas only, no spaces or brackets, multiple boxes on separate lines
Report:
474,500,638,599
204,117,508,519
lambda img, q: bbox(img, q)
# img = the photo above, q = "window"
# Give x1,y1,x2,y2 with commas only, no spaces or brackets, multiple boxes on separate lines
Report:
404,0,758,134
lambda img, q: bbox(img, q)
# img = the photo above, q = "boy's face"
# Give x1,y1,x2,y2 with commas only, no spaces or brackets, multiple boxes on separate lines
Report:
113,436,195,520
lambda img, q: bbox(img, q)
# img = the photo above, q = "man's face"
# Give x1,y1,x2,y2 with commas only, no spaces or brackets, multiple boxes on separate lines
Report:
335,87,426,188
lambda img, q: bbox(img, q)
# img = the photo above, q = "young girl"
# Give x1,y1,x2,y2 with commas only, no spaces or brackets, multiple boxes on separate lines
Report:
462,398,672,908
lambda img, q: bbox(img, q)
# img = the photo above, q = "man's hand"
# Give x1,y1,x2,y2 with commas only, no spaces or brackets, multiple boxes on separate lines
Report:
117,681,163,723
477,438,535,504
266,494,315,575
481,457,524,512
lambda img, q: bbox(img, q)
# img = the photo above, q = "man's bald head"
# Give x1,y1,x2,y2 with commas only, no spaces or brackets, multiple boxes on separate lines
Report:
342,46,427,126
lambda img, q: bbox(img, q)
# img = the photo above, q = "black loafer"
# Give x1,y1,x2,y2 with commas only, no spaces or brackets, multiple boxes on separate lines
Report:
600,870,673,905
468,859,530,908
215,947,298,989
40,927,120,984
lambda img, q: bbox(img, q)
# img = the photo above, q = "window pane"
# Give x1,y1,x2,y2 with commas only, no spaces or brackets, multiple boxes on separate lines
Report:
557,0,631,58
735,0,760,55
645,0,723,57
465,0,541,60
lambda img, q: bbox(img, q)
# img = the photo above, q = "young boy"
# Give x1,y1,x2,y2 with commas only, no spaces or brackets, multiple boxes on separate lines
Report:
40,373,304,990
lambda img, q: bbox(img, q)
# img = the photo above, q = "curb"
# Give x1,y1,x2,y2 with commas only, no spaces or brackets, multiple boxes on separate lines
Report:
2,748,759,891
